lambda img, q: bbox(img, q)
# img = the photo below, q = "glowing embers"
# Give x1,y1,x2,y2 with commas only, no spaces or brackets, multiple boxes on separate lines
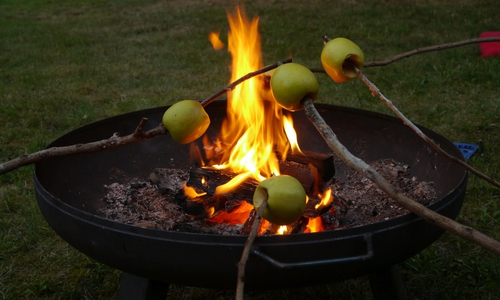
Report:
183,147,337,234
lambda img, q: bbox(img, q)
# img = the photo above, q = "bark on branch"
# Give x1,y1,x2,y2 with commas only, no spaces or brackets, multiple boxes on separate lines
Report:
364,37,500,67
0,119,167,175
309,37,500,73
320,35,500,189
236,196,268,300
301,98,500,256
353,66,500,189
0,59,292,176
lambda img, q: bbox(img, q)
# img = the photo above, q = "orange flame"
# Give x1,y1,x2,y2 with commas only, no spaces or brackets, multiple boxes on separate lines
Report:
258,219,270,234
183,183,207,199
283,115,302,156
208,31,225,50
315,188,333,210
187,5,308,235
208,201,253,225
305,216,325,233
208,5,293,190
214,172,251,195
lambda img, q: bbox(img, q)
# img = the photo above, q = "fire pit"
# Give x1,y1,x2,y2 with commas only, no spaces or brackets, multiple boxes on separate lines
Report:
34,99,467,299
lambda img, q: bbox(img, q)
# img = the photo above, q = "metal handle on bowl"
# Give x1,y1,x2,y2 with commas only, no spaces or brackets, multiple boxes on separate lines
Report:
251,233,373,269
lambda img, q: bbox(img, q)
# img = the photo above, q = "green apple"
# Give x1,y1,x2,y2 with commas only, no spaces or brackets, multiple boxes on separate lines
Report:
321,37,365,83
253,175,307,225
270,63,319,112
162,100,210,144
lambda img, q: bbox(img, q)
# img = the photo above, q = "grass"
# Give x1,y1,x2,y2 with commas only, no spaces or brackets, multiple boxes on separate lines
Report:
1,0,499,299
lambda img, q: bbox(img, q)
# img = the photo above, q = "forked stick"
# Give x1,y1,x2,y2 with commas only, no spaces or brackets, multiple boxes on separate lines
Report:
301,98,500,255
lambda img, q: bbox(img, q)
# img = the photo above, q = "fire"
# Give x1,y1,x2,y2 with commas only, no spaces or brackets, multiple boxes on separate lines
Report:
183,183,207,199
209,201,254,225
186,5,331,235
277,226,287,235
258,219,270,235
305,216,325,233
315,188,333,210
208,5,293,188
282,115,303,158
208,31,225,50
214,172,250,195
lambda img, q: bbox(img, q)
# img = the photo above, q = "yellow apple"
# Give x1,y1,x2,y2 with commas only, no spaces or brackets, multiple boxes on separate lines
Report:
321,37,365,83
253,175,307,225
162,100,210,144
270,63,319,112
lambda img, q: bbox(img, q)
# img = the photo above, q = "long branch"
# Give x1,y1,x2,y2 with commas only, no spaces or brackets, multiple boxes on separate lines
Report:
354,66,500,189
309,37,500,73
320,35,500,189
0,59,292,176
301,98,500,255
0,119,167,175
364,37,500,67
236,197,268,300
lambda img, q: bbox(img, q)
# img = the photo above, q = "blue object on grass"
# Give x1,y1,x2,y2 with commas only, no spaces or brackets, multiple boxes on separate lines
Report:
453,143,479,161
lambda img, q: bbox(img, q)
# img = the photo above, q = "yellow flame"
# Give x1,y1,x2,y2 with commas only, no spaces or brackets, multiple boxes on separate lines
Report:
283,115,302,155
208,31,225,50
214,172,251,195
183,183,207,199
191,5,304,213
208,5,293,193
277,225,287,235
206,206,215,217
315,188,333,210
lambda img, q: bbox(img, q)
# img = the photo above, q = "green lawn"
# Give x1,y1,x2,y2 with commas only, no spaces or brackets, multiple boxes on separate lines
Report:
1,0,499,299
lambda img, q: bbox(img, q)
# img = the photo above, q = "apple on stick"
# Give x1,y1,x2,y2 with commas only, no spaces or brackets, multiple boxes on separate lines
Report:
321,37,365,83
162,100,210,144
253,175,307,225
270,62,319,112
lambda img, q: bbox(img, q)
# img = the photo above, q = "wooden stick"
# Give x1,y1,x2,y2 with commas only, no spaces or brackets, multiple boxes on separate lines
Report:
201,58,292,107
301,97,500,255
320,35,500,189
0,119,167,175
0,59,293,176
309,37,500,72
364,37,500,68
353,66,500,189
236,196,268,300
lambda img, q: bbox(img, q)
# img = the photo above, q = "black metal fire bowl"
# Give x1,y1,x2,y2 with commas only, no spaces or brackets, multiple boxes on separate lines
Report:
34,100,467,291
